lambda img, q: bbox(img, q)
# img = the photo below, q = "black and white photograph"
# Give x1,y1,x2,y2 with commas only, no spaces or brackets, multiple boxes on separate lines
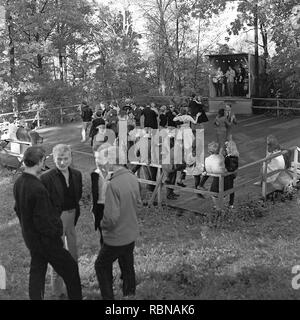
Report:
0,0,300,303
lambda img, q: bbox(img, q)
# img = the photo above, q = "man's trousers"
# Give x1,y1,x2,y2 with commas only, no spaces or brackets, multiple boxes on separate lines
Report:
94,242,136,300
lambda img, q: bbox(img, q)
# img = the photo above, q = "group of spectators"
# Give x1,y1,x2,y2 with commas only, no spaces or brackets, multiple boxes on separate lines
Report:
78,97,242,209
13,143,141,300
12,94,294,301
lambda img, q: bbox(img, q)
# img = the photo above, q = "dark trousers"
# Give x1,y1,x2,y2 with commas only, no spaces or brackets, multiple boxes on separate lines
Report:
199,175,209,187
194,175,201,188
29,241,82,300
165,170,177,196
95,242,136,300
145,166,157,192
225,175,235,206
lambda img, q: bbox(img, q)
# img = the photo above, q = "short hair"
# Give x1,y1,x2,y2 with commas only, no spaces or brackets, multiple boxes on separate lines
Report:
191,93,196,98
53,144,72,157
208,141,220,155
23,146,46,167
267,134,281,152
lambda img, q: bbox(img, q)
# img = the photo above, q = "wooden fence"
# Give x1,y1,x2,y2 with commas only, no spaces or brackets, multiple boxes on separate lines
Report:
0,105,80,127
252,98,300,117
71,146,300,210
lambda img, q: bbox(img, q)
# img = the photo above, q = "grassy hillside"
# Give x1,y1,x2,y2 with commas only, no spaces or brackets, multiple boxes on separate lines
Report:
1,168,300,300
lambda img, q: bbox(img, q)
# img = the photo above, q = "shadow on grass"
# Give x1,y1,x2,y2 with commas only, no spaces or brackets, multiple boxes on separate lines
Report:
133,263,300,300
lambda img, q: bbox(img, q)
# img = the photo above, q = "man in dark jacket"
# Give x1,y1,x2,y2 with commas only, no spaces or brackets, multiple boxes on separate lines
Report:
141,103,158,130
166,104,179,128
41,144,82,298
131,103,142,127
13,146,82,300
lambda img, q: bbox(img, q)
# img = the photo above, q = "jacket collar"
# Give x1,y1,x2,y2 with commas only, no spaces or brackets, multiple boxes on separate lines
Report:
110,167,130,180
55,166,71,176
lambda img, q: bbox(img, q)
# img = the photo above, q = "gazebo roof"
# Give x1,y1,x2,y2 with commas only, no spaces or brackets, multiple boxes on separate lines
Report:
206,53,249,58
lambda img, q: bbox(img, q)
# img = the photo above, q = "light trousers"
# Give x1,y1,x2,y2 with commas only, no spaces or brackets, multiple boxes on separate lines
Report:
51,209,78,297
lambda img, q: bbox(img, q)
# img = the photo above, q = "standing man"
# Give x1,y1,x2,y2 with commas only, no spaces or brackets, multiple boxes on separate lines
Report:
41,144,82,299
80,101,93,142
13,146,82,300
141,103,158,130
225,66,236,97
94,146,141,300
131,103,142,127
166,104,179,128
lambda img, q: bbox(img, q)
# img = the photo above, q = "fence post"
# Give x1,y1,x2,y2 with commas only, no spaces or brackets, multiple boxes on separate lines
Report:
276,98,280,117
60,107,64,124
262,159,267,200
218,174,224,210
293,147,298,187
157,167,162,206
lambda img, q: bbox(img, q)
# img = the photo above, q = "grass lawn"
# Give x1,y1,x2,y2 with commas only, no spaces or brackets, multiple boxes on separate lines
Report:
1,168,300,300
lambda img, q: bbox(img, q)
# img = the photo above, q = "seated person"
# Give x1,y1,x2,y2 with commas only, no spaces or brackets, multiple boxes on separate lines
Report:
263,135,293,195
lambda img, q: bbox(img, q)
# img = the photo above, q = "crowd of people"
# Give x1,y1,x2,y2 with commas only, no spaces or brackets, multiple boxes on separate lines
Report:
11,93,295,301
77,97,241,206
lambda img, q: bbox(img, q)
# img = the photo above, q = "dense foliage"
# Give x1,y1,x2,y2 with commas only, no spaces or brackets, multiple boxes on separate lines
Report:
0,0,298,113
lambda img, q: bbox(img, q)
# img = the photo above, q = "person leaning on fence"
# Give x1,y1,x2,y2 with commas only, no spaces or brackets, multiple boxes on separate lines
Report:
13,146,82,300
94,146,142,300
80,101,93,142
185,147,204,198
224,140,239,208
40,144,82,299
262,135,293,197
161,140,183,200
204,141,226,210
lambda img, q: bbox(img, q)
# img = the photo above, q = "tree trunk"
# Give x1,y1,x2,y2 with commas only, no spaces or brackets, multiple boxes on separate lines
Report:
254,3,260,97
158,5,166,96
260,23,269,73
5,7,17,113
194,16,201,91
59,51,64,81
37,54,43,75
64,55,68,83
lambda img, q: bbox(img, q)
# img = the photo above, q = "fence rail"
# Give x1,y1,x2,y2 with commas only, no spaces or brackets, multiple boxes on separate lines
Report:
252,98,300,117
0,105,81,127
71,146,299,210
